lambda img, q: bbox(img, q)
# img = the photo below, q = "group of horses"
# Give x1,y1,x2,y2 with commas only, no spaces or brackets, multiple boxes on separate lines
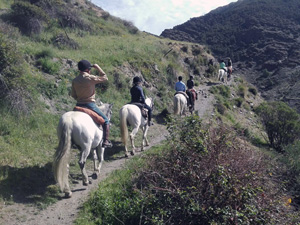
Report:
54,71,231,197
53,91,197,197
173,89,197,116
53,65,233,197
53,98,154,197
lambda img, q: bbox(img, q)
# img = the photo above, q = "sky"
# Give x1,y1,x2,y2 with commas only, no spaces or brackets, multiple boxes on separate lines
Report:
93,0,238,35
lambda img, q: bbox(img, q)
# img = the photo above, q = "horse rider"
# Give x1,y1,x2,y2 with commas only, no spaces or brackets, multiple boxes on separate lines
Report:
186,75,198,106
220,59,227,72
71,59,112,148
130,76,153,126
227,58,233,80
175,76,189,106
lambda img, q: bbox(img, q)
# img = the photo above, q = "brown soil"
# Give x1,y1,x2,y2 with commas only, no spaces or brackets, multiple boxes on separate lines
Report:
0,82,215,225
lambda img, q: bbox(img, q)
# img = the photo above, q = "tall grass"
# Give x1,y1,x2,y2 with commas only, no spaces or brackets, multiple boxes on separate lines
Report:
0,108,58,167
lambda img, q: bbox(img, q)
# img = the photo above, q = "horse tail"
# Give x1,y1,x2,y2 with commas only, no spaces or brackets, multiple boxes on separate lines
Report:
174,95,180,115
53,117,72,192
119,107,128,146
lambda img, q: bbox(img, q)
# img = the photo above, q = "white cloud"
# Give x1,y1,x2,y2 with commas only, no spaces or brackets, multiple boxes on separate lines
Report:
94,0,237,35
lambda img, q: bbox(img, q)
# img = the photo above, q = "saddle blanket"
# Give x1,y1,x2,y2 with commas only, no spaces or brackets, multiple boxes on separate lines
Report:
130,103,148,118
187,89,197,101
73,106,105,125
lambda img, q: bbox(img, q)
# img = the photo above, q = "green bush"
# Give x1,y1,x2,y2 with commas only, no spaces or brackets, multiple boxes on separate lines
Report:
38,79,68,99
248,86,258,96
36,57,60,74
78,116,294,224
10,1,49,35
237,84,246,98
215,102,226,115
0,34,31,114
281,141,300,205
256,101,300,152
36,48,55,59
233,97,244,107
210,85,230,98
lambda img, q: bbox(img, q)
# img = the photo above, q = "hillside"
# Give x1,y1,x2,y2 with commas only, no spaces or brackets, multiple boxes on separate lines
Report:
0,0,216,209
161,0,300,112
1,0,300,224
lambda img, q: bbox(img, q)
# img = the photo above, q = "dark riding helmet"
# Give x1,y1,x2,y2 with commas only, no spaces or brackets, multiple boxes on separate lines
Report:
133,76,141,84
78,60,92,72
190,75,194,79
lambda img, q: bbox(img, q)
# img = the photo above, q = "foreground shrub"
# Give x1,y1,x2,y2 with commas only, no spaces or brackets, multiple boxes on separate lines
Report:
281,140,300,206
78,115,298,224
256,101,300,152
133,116,282,224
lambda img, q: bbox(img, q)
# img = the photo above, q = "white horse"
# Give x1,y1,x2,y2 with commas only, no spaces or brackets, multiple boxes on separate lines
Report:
173,93,187,116
218,69,228,83
53,103,113,198
119,98,153,157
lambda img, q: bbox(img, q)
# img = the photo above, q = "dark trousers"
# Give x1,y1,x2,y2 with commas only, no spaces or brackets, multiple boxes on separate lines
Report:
143,104,152,121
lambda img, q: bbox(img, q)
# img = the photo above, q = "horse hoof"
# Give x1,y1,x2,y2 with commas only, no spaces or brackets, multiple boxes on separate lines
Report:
130,151,135,156
92,173,98,179
125,154,129,158
64,192,72,198
83,180,89,186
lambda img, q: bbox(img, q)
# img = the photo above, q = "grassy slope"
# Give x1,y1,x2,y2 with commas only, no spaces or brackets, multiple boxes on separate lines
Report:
0,1,299,222
0,0,214,205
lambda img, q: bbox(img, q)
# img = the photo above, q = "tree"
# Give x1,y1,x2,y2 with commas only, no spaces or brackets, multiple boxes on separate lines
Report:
256,101,300,152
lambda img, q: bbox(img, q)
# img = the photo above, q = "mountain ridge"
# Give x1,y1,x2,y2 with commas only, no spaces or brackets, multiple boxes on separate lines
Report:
161,0,300,112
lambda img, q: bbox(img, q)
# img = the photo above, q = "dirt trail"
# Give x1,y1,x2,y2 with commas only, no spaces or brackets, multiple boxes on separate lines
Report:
1,83,215,225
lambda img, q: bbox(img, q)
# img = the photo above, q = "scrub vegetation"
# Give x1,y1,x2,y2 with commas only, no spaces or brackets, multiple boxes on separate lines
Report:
0,0,300,223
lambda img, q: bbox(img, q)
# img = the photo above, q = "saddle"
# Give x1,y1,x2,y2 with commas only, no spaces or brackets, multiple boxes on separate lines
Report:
130,103,148,119
73,106,105,126
175,91,189,100
187,89,197,101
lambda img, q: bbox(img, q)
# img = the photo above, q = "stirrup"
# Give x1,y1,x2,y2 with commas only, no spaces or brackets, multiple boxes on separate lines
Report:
102,140,113,148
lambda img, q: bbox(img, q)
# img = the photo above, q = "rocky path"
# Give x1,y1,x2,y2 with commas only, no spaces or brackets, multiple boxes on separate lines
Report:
1,83,215,225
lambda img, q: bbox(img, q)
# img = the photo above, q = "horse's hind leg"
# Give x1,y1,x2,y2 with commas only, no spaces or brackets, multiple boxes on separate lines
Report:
92,146,104,179
141,125,150,151
129,126,139,155
63,164,72,198
78,146,92,186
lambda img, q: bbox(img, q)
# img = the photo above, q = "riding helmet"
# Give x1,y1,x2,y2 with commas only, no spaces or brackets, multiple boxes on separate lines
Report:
78,59,92,72
133,76,141,84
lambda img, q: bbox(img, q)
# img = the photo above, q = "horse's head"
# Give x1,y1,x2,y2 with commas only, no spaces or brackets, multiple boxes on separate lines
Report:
145,97,154,109
99,103,113,120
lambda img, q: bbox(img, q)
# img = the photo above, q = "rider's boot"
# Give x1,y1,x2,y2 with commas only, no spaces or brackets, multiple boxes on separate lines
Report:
102,124,113,148
148,120,153,126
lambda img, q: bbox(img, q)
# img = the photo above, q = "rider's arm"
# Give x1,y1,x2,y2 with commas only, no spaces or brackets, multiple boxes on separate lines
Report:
139,87,146,104
91,64,108,82
71,82,77,100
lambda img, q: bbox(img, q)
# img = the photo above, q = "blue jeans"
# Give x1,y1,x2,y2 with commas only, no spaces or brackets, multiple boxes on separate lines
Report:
76,102,109,124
